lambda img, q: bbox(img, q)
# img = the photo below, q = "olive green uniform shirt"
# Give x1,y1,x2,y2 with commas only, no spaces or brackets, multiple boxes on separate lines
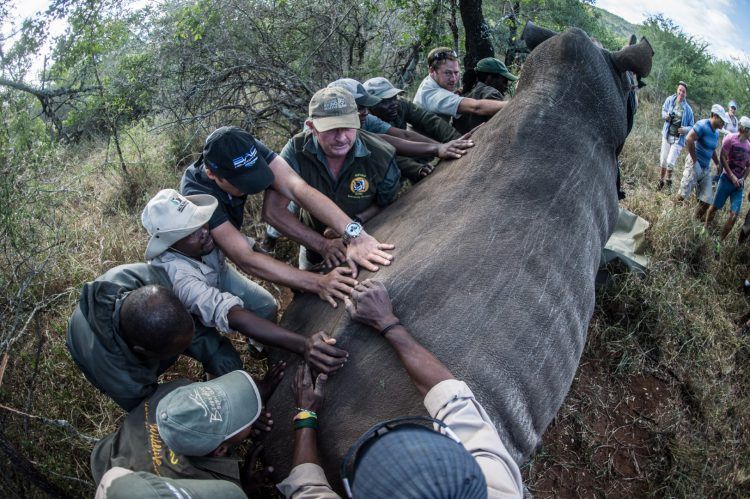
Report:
393,100,461,143
453,82,505,134
90,379,243,486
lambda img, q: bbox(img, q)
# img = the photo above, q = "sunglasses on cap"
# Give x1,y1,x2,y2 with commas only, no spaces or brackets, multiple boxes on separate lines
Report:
431,50,458,64
340,415,462,498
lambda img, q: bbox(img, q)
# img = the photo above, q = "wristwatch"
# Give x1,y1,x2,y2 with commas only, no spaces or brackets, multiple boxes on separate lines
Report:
342,221,363,245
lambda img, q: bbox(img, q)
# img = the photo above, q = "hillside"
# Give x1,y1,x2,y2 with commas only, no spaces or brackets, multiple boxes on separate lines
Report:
593,5,639,39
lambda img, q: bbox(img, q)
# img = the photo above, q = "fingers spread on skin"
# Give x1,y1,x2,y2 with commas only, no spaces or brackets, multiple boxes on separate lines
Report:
314,374,328,398
344,297,355,315
376,243,395,251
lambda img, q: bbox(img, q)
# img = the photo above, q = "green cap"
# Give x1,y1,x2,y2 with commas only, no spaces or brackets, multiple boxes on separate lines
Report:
156,370,261,456
97,468,247,499
475,57,518,81
309,87,360,132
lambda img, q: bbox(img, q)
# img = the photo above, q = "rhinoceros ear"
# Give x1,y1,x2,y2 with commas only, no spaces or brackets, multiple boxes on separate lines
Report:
611,37,654,78
521,21,558,51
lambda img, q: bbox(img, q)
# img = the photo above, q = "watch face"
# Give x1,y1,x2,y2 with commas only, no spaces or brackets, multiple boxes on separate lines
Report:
345,222,362,237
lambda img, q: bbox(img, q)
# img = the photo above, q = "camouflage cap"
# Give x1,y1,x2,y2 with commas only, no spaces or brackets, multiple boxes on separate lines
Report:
475,57,518,81
363,77,404,99
309,87,361,132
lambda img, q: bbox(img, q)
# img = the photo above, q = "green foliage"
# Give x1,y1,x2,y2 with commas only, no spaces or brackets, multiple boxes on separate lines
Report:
640,15,713,106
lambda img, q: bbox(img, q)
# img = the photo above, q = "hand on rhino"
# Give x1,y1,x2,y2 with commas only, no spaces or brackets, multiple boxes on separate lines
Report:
345,279,400,333
293,362,328,413
305,331,348,374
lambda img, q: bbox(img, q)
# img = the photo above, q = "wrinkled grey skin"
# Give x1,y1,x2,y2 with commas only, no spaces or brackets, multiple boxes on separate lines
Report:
265,27,653,488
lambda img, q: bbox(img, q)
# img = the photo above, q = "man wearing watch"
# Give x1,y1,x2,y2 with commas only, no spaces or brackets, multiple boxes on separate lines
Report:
263,87,401,271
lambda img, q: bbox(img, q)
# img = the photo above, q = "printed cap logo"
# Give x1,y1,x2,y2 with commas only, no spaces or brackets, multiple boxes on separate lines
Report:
232,147,259,169
323,97,348,112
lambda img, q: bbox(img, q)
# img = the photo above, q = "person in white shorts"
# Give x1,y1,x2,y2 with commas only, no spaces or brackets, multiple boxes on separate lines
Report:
659,81,694,190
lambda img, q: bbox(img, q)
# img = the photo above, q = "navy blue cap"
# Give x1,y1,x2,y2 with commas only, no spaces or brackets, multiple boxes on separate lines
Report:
203,127,275,195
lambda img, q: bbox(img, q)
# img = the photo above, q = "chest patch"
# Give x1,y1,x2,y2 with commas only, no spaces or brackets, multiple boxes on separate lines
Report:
350,176,369,194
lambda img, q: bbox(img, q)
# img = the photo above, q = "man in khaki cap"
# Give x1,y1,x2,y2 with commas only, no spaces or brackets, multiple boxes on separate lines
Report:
91,370,276,495
142,189,349,373
454,57,517,133
264,87,401,271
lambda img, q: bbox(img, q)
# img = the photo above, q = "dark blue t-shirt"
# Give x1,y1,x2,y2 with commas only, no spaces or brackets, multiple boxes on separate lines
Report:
180,140,277,230
692,118,719,169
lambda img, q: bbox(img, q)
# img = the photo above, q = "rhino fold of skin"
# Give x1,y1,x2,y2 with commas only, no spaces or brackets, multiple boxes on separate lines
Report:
266,27,647,488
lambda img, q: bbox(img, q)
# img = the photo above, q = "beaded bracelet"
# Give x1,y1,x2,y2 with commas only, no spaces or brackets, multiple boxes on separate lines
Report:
294,409,317,422
379,321,402,336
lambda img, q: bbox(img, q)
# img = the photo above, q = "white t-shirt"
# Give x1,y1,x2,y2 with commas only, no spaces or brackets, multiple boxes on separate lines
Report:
413,75,463,120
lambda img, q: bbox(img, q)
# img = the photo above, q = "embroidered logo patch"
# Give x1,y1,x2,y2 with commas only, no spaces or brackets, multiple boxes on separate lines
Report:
232,147,259,169
169,194,188,213
323,97,348,112
350,176,369,194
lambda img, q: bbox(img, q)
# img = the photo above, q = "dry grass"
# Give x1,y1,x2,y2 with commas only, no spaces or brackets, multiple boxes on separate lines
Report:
2,101,750,497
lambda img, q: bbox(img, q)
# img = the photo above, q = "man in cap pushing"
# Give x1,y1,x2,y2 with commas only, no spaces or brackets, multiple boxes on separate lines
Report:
453,57,518,134
264,87,401,271
142,189,349,373
277,280,523,498
678,104,732,219
180,123,394,307
91,370,277,494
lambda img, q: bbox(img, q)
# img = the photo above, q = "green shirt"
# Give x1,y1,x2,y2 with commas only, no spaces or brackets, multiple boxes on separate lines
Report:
392,100,461,143
453,82,504,134
280,130,401,237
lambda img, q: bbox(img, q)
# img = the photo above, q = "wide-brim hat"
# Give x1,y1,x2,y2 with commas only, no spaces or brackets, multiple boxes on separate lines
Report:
711,104,731,125
328,78,382,107
156,370,261,456
309,87,361,132
202,126,275,195
475,57,518,81
142,189,217,260
363,77,404,99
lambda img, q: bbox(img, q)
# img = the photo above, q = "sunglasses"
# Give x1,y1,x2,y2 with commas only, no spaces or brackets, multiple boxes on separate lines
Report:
431,50,458,64
340,415,461,498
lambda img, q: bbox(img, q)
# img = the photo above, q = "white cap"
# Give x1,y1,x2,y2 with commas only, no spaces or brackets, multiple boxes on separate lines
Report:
711,104,731,125
740,116,750,129
141,189,217,260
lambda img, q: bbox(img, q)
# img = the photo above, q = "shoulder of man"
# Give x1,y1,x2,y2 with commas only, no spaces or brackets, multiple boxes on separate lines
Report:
358,130,397,159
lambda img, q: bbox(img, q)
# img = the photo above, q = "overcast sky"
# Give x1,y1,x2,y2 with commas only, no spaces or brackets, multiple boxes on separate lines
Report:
596,0,750,62
3,0,749,68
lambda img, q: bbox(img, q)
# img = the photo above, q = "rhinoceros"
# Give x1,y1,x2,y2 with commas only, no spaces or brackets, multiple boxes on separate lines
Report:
264,25,654,488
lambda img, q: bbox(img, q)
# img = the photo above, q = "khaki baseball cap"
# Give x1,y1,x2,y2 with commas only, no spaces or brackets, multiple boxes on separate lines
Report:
141,189,217,260
309,87,360,132
156,370,262,456
363,77,404,99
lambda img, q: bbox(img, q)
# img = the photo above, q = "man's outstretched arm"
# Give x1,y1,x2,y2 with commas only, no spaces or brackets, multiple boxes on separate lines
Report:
345,279,453,395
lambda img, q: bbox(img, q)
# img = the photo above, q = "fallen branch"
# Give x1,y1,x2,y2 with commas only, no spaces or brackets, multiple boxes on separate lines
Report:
0,404,100,445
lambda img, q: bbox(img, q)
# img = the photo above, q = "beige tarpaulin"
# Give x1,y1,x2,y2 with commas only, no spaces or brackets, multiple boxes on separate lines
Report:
598,207,650,280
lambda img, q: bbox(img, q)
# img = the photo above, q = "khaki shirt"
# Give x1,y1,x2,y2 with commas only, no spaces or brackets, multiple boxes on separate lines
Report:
277,379,524,498
91,380,243,486
150,249,243,334
453,82,504,134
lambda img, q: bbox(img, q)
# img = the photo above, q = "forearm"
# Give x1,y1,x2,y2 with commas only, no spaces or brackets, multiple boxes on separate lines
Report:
387,126,437,144
228,307,306,355
235,251,321,294
292,183,353,236
292,428,320,467
263,191,332,255
384,326,454,396
377,133,437,158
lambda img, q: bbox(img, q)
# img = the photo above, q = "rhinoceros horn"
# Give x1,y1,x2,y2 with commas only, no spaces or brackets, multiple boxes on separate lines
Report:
611,37,654,78
521,20,558,51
